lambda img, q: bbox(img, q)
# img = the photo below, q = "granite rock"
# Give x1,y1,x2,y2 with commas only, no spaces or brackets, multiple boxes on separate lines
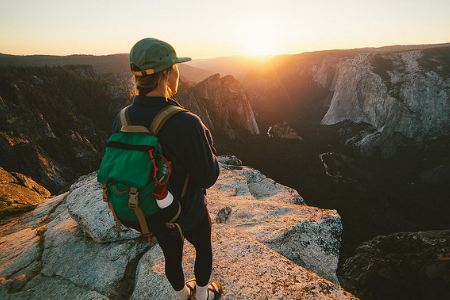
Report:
0,157,357,299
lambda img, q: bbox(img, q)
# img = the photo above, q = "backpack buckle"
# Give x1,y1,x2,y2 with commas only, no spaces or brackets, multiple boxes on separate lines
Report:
128,187,139,209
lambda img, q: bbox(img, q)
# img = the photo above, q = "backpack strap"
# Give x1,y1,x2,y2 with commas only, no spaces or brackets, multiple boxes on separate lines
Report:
150,105,187,136
128,187,151,236
165,201,184,241
119,105,152,133
181,173,190,198
120,126,151,133
102,184,125,232
118,106,131,127
128,187,184,240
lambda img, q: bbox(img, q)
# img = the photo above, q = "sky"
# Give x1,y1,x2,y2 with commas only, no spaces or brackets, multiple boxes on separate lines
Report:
1,0,449,59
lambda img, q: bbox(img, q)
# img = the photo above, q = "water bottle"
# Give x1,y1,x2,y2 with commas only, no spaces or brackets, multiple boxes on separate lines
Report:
153,184,173,209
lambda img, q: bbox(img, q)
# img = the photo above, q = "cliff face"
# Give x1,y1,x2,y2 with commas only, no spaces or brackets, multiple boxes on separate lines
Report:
241,53,336,129
321,50,450,158
0,157,357,300
175,74,260,138
0,65,124,193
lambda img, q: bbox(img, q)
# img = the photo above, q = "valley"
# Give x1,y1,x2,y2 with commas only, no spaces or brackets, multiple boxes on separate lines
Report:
213,129,450,266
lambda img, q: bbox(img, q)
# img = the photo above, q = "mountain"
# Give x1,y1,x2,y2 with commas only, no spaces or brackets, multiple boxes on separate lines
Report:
174,74,260,139
0,53,130,74
232,45,450,158
187,43,450,83
321,48,450,158
187,55,274,78
179,64,215,85
188,43,450,153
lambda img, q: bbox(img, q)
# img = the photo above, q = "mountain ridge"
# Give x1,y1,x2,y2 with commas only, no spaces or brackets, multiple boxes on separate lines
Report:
3,42,449,82
0,53,214,84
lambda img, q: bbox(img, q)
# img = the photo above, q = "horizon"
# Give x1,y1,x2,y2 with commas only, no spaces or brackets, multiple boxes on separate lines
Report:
1,1,450,59
2,41,450,62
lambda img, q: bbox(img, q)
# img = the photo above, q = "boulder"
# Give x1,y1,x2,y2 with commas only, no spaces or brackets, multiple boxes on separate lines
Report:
339,230,450,300
0,167,51,218
66,172,141,243
39,209,148,299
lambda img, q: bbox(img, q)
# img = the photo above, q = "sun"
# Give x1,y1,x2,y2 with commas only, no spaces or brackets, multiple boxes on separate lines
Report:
240,21,283,56
243,37,281,56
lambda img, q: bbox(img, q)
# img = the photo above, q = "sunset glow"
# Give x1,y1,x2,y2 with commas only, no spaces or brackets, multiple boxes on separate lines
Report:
244,39,281,57
0,0,449,58
241,22,283,56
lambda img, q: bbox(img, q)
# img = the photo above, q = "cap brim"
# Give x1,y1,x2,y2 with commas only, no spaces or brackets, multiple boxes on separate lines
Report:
175,57,192,64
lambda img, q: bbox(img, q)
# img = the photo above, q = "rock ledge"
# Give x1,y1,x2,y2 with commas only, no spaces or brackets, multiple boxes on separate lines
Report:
0,157,357,299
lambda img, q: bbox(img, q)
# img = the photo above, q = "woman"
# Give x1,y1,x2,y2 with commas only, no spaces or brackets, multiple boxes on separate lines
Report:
113,38,222,300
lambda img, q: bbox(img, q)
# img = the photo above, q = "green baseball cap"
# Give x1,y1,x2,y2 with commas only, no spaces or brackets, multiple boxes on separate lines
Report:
129,38,191,76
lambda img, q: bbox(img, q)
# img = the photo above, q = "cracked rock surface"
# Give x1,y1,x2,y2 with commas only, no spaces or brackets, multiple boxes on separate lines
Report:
0,156,357,299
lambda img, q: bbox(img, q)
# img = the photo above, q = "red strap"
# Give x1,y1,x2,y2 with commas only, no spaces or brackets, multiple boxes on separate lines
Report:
113,183,131,194
149,150,158,178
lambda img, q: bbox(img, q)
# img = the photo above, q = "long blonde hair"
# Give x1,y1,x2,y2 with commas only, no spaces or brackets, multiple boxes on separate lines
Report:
131,64,174,97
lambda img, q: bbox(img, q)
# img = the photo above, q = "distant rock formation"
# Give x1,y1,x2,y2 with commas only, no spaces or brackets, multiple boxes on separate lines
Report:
267,122,302,139
175,74,260,139
321,50,450,158
339,230,450,300
0,156,357,300
0,167,50,218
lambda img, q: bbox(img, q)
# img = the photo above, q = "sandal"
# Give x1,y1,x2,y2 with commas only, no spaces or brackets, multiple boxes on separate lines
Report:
186,277,196,300
207,281,223,300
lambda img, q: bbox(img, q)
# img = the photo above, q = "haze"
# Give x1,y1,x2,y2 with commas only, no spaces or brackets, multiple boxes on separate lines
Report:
0,0,449,59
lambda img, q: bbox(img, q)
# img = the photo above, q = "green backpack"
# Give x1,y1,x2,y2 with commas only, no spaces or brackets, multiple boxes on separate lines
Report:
97,105,188,239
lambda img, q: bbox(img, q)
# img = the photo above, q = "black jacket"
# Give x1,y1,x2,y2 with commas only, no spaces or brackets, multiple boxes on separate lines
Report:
112,95,219,234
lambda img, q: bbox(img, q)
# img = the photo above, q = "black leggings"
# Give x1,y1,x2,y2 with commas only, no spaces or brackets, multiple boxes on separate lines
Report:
156,210,212,291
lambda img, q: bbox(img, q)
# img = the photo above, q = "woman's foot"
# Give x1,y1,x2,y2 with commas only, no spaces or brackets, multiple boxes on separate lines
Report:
186,277,196,299
175,277,196,300
197,281,222,300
